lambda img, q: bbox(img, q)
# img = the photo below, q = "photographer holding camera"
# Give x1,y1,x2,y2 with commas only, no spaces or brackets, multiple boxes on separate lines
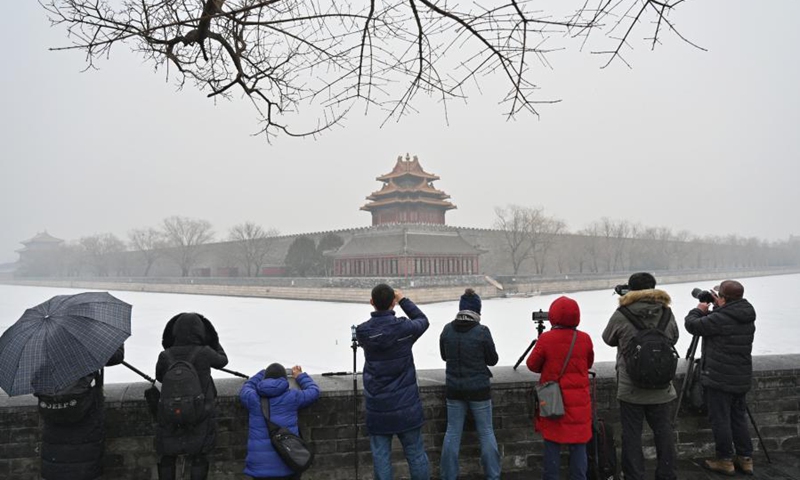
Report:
602,272,678,480
684,280,756,476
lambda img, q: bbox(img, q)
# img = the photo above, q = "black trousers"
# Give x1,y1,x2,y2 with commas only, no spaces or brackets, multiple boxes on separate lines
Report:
706,387,753,459
619,400,677,480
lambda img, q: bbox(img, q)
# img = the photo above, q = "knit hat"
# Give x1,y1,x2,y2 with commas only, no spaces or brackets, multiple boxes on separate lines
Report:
265,363,287,379
548,296,580,327
459,288,482,314
628,272,656,291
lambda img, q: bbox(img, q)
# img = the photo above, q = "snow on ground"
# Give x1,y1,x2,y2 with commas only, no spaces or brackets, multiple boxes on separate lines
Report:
1,274,797,385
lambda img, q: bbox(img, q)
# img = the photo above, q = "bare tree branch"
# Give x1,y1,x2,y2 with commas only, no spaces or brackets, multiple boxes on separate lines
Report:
40,0,699,139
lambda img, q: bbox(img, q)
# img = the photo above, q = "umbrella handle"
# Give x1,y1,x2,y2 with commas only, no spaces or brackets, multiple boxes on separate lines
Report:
122,361,156,384
218,367,248,379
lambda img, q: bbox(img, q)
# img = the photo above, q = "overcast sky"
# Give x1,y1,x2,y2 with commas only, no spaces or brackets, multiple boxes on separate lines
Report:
1,2,798,264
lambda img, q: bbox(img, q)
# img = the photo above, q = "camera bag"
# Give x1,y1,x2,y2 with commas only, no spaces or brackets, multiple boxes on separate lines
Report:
260,396,315,473
533,330,577,419
618,306,679,389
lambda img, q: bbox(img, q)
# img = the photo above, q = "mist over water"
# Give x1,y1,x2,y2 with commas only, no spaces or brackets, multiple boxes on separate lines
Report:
1,273,797,386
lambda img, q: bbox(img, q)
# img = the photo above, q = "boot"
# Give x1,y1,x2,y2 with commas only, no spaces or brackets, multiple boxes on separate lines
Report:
157,462,176,480
703,458,735,476
189,457,209,480
734,455,754,475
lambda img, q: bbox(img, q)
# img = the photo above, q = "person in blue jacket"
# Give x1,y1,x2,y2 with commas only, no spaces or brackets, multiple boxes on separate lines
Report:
239,363,320,480
356,284,430,480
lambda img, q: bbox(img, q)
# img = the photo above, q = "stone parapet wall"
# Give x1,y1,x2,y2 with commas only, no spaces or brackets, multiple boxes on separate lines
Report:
1,355,798,480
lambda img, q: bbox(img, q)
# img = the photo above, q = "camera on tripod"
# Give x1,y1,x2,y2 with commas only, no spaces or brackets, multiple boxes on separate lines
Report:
513,309,549,370
691,288,716,304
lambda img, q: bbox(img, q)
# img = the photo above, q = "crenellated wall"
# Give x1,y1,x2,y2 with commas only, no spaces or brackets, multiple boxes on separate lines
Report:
1,355,798,480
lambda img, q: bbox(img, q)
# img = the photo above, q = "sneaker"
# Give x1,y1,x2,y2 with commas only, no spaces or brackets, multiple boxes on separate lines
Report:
703,458,735,476
734,456,754,475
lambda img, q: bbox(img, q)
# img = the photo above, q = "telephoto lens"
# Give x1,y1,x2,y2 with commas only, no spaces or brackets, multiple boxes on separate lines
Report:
691,288,715,304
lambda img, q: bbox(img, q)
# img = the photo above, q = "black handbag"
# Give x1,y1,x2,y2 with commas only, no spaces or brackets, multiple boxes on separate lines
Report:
260,397,315,473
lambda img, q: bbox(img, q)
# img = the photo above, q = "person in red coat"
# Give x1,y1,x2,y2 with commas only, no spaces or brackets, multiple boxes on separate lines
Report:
527,296,594,480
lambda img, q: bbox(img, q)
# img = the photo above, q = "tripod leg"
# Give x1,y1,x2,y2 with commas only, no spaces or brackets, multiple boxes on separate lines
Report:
746,405,771,464
674,335,700,425
513,339,537,370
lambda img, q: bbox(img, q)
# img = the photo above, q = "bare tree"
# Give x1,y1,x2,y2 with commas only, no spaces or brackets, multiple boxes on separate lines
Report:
162,216,214,276
41,0,699,139
79,233,127,276
527,211,566,275
228,222,280,277
128,227,166,276
494,205,535,275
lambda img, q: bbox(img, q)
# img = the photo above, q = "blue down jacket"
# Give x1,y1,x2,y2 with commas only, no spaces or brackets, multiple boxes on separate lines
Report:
239,371,320,478
356,298,430,435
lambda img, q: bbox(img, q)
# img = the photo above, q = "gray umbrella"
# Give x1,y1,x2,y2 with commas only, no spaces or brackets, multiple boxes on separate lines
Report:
0,291,131,396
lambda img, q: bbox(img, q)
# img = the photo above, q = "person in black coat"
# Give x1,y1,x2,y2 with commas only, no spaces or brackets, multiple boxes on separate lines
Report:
685,280,756,476
155,313,228,480
37,345,124,480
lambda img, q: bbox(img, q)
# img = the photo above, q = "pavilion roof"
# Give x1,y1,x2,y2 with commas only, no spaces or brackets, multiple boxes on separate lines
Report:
375,154,440,182
20,231,64,245
360,197,457,211
365,181,452,200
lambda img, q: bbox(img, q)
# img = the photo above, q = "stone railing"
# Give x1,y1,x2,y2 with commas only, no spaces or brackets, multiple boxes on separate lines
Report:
1,355,798,479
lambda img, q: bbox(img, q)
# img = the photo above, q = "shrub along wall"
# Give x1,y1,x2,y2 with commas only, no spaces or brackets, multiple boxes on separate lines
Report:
1,355,798,480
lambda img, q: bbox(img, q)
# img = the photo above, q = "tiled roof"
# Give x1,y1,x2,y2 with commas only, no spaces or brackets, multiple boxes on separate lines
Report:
333,227,481,257
375,155,440,182
21,231,64,245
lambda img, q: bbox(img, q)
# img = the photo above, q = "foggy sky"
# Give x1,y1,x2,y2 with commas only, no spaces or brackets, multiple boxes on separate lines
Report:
1,2,799,264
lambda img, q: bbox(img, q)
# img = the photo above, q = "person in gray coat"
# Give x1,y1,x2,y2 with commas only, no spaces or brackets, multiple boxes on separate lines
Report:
602,272,679,480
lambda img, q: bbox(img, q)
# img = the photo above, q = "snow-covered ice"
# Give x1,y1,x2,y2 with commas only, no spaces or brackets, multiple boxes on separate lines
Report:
1,273,797,385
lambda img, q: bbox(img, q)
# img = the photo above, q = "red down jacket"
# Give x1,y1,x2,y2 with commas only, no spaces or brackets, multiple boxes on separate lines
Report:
526,296,594,444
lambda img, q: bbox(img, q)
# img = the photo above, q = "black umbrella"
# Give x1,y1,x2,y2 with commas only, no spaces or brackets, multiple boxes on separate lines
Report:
0,291,131,396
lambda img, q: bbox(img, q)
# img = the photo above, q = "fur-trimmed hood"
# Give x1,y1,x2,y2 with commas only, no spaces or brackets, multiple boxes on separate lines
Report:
619,288,671,307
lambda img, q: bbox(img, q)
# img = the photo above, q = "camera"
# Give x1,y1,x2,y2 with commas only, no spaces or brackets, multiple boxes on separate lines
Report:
614,284,630,296
691,288,716,304
532,309,548,337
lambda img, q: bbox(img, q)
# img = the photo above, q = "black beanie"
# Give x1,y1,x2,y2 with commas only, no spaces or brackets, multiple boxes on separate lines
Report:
628,272,656,291
459,288,482,314
265,363,287,379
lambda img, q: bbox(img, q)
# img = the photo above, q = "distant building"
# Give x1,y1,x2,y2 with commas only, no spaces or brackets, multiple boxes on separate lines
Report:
332,154,481,276
15,232,64,277
361,154,456,225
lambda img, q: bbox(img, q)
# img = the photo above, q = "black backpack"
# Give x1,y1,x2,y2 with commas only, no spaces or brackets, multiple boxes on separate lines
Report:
158,348,207,426
618,306,679,389
260,397,315,473
36,372,99,424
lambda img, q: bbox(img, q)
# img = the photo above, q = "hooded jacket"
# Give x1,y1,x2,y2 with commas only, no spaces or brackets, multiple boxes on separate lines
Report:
602,289,679,405
685,298,756,394
356,297,429,435
439,310,499,400
526,305,594,444
155,313,228,456
239,370,320,478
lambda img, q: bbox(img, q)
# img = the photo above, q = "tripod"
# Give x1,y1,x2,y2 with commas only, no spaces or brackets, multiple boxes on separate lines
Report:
674,335,771,464
321,325,362,478
513,312,547,370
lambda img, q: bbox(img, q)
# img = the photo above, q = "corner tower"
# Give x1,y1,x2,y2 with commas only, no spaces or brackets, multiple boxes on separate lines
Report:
361,154,456,225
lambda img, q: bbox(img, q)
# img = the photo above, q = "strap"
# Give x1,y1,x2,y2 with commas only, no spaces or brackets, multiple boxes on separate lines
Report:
260,397,280,436
557,331,578,380
656,307,672,332
617,306,648,330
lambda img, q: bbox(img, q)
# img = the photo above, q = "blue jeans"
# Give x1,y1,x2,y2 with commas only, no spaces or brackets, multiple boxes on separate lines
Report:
706,387,753,459
369,427,429,480
543,440,587,480
440,399,501,480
